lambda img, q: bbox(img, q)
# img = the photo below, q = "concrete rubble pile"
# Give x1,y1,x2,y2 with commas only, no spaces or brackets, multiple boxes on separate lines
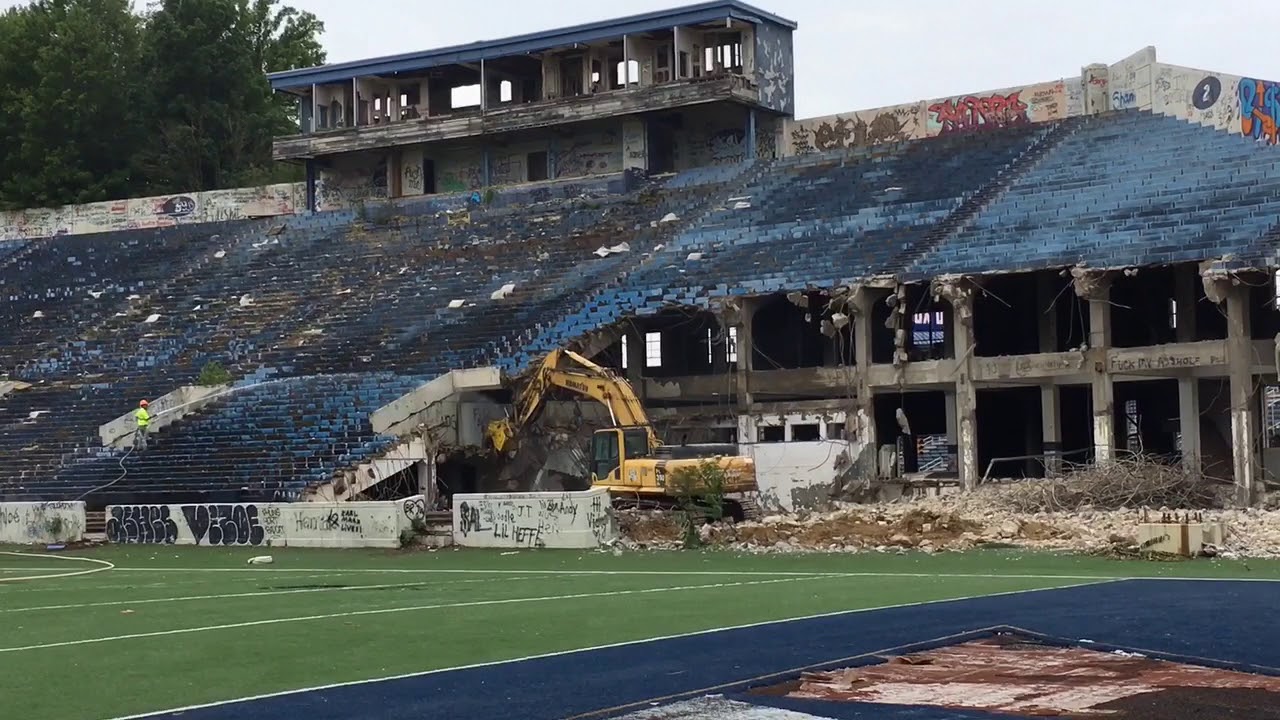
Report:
612,485,1280,558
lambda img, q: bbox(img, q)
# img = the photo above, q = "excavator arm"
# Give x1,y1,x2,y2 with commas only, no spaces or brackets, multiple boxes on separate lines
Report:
487,349,660,453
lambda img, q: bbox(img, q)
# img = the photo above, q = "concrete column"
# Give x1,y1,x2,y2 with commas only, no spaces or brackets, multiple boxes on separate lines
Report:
953,294,979,490
1226,287,1257,504
622,35,630,86
735,297,756,409
852,288,878,477
943,391,959,472
480,59,487,112
1037,272,1062,474
1178,377,1201,476
1041,385,1061,474
482,147,492,187
746,108,757,162
1076,270,1115,463
937,277,978,489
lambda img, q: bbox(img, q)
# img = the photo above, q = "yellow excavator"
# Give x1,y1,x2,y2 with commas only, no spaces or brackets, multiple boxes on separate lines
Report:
486,348,761,520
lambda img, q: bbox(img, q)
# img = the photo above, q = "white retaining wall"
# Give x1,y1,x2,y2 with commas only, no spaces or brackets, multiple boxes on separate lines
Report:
0,501,87,544
452,488,616,549
104,496,428,548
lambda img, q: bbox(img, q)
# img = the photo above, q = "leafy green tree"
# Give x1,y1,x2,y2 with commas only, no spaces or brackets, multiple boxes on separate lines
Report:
0,0,145,208
0,0,325,208
136,0,325,193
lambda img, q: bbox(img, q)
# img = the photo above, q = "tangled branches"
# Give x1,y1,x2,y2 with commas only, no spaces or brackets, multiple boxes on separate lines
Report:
1001,452,1225,512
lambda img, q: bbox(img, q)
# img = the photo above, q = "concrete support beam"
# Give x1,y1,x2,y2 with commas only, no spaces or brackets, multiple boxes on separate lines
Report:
1041,384,1061,474
735,297,756,410
1178,377,1202,477
1074,268,1115,463
851,287,877,474
1226,286,1257,505
935,277,978,490
944,391,958,472
1037,273,1062,474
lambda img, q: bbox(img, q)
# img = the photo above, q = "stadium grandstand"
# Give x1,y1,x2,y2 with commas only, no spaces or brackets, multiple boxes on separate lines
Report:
3,0,1280,529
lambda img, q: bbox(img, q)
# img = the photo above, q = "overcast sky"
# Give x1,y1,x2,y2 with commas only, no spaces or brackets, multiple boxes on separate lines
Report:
4,0,1276,118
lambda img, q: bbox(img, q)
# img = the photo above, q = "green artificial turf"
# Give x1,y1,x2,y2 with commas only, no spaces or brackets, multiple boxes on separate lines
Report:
0,545,1275,720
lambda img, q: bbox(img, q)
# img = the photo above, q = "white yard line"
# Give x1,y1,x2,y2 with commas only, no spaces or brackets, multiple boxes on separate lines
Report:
0,551,114,583
102,577,1116,720
82,565,1280,582
1,576,824,654
2,574,542,613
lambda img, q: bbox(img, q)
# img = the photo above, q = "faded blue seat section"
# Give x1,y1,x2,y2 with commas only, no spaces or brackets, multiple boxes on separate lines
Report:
5,110,1279,507
0,165,750,505
504,125,1050,371
913,110,1280,275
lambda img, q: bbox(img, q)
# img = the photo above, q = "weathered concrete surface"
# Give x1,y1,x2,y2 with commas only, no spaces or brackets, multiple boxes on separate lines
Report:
104,496,427,548
452,487,615,549
0,501,86,544
370,367,502,440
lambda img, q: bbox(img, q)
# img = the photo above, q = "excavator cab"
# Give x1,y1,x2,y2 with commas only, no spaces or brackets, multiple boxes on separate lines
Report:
589,426,651,485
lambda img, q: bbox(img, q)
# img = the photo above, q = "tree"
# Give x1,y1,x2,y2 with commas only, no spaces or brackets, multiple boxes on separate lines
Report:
0,0,146,208
0,0,325,209
135,0,325,193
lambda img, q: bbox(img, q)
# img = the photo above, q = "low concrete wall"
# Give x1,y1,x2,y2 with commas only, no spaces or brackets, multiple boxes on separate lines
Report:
0,501,86,544
1,182,304,241
100,384,229,447
104,496,427,548
452,488,616,549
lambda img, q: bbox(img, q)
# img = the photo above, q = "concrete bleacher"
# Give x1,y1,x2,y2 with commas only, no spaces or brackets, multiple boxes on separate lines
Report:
3,109,1279,507
913,111,1280,275
0,168,750,506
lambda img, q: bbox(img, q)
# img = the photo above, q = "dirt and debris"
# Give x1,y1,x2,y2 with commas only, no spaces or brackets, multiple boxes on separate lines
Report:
750,634,1280,718
612,482,1280,558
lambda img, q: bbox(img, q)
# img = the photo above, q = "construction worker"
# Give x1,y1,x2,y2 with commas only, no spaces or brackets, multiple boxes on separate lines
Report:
134,400,151,452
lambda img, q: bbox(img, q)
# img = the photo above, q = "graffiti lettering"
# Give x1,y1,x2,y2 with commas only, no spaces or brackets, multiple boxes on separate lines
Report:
458,501,487,536
1239,78,1280,145
339,508,363,534
587,495,611,543
106,505,179,544
402,496,427,525
181,504,266,546
1111,90,1137,111
929,92,1029,134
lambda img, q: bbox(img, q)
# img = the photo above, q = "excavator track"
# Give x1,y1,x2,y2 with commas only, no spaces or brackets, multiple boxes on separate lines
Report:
609,494,762,522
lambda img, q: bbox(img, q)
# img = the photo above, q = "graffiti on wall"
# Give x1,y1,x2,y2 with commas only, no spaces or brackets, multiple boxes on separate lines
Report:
788,104,921,155
104,497,424,548
0,183,304,241
0,501,85,544
453,489,614,549
929,91,1031,134
1149,64,1242,133
315,157,388,212
554,127,620,179
1239,78,1280,145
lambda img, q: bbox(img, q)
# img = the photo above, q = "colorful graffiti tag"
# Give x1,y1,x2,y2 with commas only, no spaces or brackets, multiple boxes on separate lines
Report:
928,92,1030,134
1239,78,1280,145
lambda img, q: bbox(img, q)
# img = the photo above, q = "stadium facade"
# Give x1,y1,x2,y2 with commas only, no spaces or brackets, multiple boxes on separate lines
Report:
2,2,1280,516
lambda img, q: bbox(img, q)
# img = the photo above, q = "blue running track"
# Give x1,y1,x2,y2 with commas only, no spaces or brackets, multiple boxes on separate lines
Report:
117,579,1280,720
